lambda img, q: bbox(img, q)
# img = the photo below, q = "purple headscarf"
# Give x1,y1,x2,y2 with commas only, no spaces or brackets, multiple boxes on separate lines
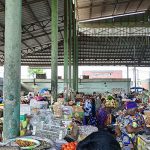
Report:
125,101,138,110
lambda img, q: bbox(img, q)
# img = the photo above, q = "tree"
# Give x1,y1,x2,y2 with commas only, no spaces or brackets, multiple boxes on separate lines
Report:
28,68,44,78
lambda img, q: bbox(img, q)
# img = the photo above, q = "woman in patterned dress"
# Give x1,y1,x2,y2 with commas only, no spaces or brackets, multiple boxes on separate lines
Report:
117,102,144,150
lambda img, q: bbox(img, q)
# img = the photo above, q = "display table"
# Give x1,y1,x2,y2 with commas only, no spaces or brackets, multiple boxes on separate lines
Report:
137,134,150,150
0,136,56,150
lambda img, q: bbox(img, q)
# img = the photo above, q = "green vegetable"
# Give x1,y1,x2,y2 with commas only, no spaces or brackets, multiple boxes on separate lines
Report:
107,95,113,100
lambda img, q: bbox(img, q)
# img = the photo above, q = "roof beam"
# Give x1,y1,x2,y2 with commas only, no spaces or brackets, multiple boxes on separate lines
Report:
123,1,130,14
89,0,94,19
21,43,51,57
24,0,51,42
22,40,64,58
22,0,45,5
20,63,150,67
78,0,134,10
136,0,144,12
138,36,149,64
101,1,106,17
0,18,64,47
22,56,136,60
23,28,64,41
0,2,32,51
79,11,146,22
0,0,46,13
23,27,43,47
0,27,64,47
112,0,118,16
0,22,31,52
79,20,150,28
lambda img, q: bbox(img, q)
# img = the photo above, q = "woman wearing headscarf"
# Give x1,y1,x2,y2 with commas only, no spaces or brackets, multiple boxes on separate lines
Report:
118,102,144,149
96,98,110,129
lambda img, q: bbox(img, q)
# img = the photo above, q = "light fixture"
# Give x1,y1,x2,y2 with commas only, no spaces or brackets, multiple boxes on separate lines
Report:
79,11,145,23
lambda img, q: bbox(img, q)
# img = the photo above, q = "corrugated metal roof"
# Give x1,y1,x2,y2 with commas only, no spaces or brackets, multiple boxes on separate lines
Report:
76,0,150,21
0,0,65,66
0,0,149,66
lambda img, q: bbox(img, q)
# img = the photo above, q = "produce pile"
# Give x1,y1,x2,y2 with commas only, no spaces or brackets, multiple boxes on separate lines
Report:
16,139,35,147
15,138,40,149
61,142,77,150
105,95,118,108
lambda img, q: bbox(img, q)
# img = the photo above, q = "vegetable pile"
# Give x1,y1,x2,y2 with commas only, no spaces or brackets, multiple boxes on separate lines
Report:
61,142,77,150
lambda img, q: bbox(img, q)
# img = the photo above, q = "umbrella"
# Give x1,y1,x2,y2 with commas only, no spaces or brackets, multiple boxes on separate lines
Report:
39,88,49,94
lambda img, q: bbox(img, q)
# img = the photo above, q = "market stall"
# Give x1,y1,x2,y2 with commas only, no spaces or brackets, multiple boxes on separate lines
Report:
0,90,150,150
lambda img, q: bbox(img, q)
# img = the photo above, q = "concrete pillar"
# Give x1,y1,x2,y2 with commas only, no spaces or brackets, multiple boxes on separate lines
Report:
68,0,72,89
64,0,69,101
76,30,79,91
73,5,78,91
73,8,77,91
127,66,130,93
134,67,137,92
3,0,22,141
51,0,58,102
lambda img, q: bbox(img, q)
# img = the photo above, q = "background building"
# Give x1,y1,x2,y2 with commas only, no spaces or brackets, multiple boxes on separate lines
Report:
21,78,130,94
82,70,122,79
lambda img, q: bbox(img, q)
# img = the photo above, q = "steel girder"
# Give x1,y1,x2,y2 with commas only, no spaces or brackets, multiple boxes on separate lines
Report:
19,35,150,67
79,27,150,36
0,16,64,42
78,33,150,66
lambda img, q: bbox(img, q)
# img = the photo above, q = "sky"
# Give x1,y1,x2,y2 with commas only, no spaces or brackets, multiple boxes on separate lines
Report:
0,66,149,81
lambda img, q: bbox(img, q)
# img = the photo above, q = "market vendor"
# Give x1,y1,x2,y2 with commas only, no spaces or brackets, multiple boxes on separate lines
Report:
117,101,144,149
83,97,96,126
34,93,46,101
83,97,92,125
96,98,110,129
95,94,102,111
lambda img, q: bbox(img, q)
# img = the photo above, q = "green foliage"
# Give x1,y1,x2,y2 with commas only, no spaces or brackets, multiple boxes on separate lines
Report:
28,68,44,77
107,95,113,100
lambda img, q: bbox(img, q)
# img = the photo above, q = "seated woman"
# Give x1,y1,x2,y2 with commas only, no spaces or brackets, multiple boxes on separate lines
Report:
77,130,121,150
118,102,144,149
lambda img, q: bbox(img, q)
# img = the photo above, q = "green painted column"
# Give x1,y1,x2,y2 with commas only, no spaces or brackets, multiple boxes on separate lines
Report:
64,0,69,101
76,26,79,91
73,8,77,91
51,0,58,102
68,0,72,89
127,66,130,93
74,1,79,91
72,3,79,92
3,0,22,141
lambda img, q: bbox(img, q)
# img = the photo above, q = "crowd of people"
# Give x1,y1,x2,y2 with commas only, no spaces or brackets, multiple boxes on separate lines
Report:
20,89,147,150
78,92,147,150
